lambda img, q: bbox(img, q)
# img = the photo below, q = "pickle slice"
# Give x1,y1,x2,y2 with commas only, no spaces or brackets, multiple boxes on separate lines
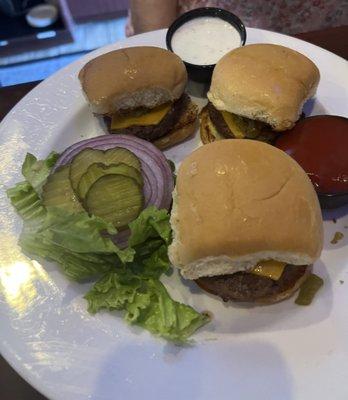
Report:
84,174,143,228
69,148,104,192
295,273,324,305
103,148,141,171
69,147,141,193
77,162,143,200
42,165,83,212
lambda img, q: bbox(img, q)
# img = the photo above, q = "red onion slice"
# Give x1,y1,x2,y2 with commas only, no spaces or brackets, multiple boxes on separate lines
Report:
111,229,130,249
54,134,173,210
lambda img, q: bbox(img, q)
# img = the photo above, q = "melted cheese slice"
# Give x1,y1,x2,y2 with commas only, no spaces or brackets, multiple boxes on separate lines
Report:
221,111,245,138
251,260,286,281
111,103,171,130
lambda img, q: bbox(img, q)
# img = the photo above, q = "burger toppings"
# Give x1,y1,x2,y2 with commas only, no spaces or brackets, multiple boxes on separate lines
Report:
295,273,324,305
110,103,172,130
250,260,286,281
40,134,176,246
7,136,210,342
42,142,148,232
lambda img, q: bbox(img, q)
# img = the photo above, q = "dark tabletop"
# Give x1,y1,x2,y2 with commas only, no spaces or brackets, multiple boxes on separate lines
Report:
0,25,347,400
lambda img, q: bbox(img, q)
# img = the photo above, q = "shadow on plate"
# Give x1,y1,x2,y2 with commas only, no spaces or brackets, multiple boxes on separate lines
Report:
37,243,336,338
302,97,327,116
186,79,210,99
93,339,294,400
322,204,348,222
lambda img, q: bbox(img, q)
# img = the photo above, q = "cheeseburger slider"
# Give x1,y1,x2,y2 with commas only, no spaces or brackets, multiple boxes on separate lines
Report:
169,140,323,304
200,44,320,144
79,46,198,150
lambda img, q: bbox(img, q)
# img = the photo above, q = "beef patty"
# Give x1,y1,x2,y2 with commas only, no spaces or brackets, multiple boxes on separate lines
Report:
104,93,190,141
206,102,232,138
196,265,308,302
206,102,277,144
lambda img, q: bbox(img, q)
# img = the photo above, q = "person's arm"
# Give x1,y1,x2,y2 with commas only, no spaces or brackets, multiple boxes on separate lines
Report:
129,0,178,35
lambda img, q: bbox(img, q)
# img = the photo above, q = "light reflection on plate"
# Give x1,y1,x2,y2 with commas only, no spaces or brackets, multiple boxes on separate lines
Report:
0,235,49,315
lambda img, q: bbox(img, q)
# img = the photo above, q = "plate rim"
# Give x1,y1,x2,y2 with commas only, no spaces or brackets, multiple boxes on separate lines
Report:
1,27,348,400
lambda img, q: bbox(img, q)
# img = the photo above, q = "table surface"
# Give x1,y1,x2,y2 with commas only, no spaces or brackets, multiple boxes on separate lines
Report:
0,25,347,400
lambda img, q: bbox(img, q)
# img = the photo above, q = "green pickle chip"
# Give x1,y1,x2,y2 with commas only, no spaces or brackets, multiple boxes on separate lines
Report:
77,162,142,200
85,174,144,229
295,273,324,306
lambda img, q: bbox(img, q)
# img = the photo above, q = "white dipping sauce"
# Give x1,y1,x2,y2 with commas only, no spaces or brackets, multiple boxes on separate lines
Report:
171,16,242,65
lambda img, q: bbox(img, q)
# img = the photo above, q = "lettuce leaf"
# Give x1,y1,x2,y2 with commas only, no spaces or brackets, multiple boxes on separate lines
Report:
37,207,133,259
7,181,46,222
85,271,210,342
127,207,172,279
128,206,172,247
20,232,116,280
19,207,133,280
85,206,209,341
7,151,59,223
22,151,59,193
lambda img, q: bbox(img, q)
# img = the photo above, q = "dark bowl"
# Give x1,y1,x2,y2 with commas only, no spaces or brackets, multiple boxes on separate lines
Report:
166,7,246,83
318,192,348,209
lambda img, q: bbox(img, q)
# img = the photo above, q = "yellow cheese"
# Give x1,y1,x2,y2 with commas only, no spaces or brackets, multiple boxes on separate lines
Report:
251,260,286,281
111,103,171,130
221,111,246,139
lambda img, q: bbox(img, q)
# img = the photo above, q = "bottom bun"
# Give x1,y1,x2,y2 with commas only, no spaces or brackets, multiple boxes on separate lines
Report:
153,97,198,150
196,265,312,305
154,119,197,150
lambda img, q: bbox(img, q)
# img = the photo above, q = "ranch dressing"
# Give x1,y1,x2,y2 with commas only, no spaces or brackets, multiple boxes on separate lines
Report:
171,16,242,65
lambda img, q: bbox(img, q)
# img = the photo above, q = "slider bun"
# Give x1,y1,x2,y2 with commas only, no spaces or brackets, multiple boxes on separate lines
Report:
169,139,323,280
154,120,196,150
207,44,320,131
79,46,187,115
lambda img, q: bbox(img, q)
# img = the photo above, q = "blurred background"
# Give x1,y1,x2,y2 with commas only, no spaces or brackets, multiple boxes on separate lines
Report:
0,0,127,86
0,0,347,87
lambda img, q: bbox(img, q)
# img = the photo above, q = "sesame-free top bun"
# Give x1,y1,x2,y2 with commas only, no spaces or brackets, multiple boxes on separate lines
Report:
169,139,323,280
79,46,187,115
207,44,320,131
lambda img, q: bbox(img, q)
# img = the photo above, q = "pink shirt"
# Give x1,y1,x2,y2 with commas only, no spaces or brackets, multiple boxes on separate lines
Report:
127,0,348,36
178,0,348,34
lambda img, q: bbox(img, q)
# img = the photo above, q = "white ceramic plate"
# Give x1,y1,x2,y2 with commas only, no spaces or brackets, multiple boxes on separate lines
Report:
1,28,348,400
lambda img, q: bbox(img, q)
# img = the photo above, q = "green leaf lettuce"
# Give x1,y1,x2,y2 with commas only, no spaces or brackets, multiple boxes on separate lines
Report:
85,271,210,342
22,151,59,193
